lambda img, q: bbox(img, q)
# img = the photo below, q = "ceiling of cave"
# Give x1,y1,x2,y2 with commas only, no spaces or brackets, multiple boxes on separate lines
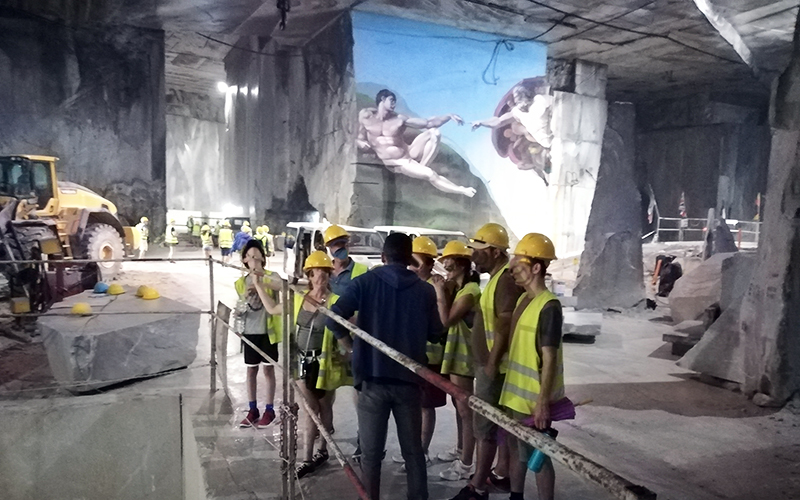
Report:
3,0,798,102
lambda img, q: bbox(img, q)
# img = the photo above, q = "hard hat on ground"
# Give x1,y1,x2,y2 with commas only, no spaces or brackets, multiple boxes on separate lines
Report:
440,240,472,260
141,287,160,300
136,285,148,297
71,302,93,316
94,282,110,294
304,250,334,271
107,283,125,295
469,223,509,250
513,233,557,261
222,219,231,227
323,225,349,246
412,236,438,258
140,216,148,223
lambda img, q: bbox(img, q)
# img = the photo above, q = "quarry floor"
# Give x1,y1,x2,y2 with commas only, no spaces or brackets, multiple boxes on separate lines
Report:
1,243,799,500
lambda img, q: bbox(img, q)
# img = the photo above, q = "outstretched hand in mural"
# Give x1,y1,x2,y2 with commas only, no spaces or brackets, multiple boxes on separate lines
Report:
357,89,477,197
471,80,553,186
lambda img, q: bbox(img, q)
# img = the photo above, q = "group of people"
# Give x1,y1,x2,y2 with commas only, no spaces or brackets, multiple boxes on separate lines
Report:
161,217,274,264
233,222,566,500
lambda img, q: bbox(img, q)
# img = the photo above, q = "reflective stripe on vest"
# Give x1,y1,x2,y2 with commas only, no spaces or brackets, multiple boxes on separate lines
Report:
499,290,565,416
165,225,178,245
234,272,282,344
481,263,510,373
218,228,233,248
441,282,481,377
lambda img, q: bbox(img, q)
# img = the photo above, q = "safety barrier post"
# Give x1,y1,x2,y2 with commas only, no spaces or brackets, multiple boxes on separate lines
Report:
208,255,217,394
279,280,297,500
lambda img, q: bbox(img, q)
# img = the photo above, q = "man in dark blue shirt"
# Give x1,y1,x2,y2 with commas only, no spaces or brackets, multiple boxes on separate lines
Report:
328,233,443,500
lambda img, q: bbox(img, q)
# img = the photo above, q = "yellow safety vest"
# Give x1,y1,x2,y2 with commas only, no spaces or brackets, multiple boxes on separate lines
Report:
292,293,352,390
441,282,481,377
234,272,283,344
499,290,565,416
201,226,212,246
165,225,178,245
218,228,233,248
192,223,201,237
481,264,510,373
352,261,368,279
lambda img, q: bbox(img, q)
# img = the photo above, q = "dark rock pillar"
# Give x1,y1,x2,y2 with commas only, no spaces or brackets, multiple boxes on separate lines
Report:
737,12,800,403
575,103,644,309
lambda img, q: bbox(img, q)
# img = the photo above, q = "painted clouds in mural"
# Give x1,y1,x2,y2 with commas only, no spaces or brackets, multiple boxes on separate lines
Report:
353,12,548,203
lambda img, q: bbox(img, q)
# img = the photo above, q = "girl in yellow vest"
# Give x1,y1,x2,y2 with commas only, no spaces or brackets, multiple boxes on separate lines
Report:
501,233,565,500
254,250,349,479
235,239,283,430
433,241,482,481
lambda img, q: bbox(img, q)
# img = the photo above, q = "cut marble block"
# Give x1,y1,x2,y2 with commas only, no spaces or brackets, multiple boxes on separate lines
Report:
40,287,199,393
563,310,603,336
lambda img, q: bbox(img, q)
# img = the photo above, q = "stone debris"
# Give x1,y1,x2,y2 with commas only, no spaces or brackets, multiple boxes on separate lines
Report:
563,309,602,337
669,252,736,324
39,287,199,393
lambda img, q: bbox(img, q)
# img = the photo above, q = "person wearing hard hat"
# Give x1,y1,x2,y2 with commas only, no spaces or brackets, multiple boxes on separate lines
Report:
135,216,149,259
392,235,445,469
165,219,179,262
451,223,524,500
434,240,482,481
191,218,202,247
254,250,350,479
219,220,233,263
232,223,253,261
324,224,369,296
502,233,565,500
212,220,220,248
234,239,283,429
262,225,274,257
200,223,213,263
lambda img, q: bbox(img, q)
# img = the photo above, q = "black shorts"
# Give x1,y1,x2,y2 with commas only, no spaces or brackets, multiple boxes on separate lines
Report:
243,334,279,366
421,364,447,409
298,354,326,399
221,247,232,257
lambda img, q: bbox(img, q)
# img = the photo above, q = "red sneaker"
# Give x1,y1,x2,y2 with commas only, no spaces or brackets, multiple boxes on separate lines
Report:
256,408,276,428
239,408,260,428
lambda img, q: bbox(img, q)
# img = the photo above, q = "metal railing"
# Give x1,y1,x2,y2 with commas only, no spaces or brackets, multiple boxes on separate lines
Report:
654,217,760,247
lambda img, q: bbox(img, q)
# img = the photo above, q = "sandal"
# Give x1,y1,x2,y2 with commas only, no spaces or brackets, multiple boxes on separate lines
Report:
296,461,316,479
312,449,329,468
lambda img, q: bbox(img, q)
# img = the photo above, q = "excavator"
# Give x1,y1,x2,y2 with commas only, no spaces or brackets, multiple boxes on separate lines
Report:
0,154,140,313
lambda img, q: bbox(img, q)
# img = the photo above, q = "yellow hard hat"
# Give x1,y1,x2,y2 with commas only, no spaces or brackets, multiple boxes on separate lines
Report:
241,225,252,234
469,223,509,250
201,224,210,232
71,302,93,316
323,225,349,245
263,225,270,233
242,221,250,227
107,283,125,295
140,216,148,223
440,240,472,259
513,233,557,261
136,285,148,297
222,219,231,227
141,287,160,300
412,236,438,258
170,219,176,224
303,250,334,271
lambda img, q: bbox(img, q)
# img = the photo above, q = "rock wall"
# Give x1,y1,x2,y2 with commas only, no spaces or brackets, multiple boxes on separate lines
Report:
0,12,166,233
636,94,770,224
575,103,644,309
222,14,356,230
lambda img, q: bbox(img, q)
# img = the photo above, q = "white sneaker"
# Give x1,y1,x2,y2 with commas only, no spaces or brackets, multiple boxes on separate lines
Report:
437,446,462,462
439,459,475,481
392,454,405,464
400,454,432,471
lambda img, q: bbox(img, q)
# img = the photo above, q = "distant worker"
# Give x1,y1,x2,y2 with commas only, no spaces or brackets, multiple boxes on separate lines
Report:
165,219,179,262
135,216,149,259
201,223,213,263
232,224,253,256
451,223,524,500
192,219,202,247
219,220,234,264
187,215,194,233
235,239,283,429
503,233,564,500
392,236,446,468
212,220,220,248
327,233,443,500
435,241,481,481
262,225,274,257
324,225,369,296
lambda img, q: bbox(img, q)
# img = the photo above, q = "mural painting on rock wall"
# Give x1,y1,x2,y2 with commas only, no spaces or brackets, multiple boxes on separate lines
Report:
352,12,550,238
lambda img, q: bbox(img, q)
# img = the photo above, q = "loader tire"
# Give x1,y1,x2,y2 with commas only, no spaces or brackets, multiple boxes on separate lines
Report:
82,223,124,280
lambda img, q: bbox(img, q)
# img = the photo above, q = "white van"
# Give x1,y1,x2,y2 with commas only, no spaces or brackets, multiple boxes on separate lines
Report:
284,222,385,278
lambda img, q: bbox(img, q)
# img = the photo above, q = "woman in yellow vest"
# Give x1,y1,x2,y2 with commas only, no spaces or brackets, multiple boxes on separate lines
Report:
218,220,234,264
501,233,565,500
433,240,482,481
200,224,213,262
255,250,348,479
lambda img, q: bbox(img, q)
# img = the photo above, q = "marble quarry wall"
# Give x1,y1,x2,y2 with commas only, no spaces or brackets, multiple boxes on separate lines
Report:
222,14,357,230
165,89,226,215
0,12,166,233
636,95,770,227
